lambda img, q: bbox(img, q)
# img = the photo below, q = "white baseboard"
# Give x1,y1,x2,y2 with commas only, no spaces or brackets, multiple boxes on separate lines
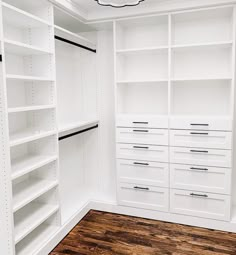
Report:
37,200,236,255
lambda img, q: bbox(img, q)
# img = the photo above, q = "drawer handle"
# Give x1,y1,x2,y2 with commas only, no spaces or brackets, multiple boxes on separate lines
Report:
190,167,208,171
190,149,208,153
133,122,148,124
133,130,149,133
133,162,149,166
190,123,209,126
190,132,209,135
133,146,149,149
190,193,208,198
134,186,149,191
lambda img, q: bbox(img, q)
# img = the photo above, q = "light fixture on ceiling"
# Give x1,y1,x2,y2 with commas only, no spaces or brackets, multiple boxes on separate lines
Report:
95,0,145,8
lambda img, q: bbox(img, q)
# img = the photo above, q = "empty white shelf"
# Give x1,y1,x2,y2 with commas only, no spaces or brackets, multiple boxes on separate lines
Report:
8,105,55,113
12,155,58,180
2,2,52,28
13,178,58,213
116,46,168,55
59,119,99,138
55,25,96,51
171,77,232,82
6,74,54,82
172,41,233,50
4,40,53,55
117,79,168,84
14,203,59,244
16,224,59,255
10,130,57,147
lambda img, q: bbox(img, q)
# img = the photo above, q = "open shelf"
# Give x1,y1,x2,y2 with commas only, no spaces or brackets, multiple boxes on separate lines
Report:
172,41,233,50
117,82,168,115
172,7,233,45
54,25,96,51
170,80,231,116
117,51,168,81
12,155,57,180
12,178,58,212
9,130,56,147
6,74,54,82
14,202,59,244
7,80,55,108
2,2,51,28
171,46,232,80
116,15,168,50
116,46,168,55
5,52,54,79
4,39,53,55
16,224,59,255
8,105,55,113
59,119,99,138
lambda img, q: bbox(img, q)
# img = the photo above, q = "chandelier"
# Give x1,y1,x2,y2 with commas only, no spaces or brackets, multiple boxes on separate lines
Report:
95,0,145,8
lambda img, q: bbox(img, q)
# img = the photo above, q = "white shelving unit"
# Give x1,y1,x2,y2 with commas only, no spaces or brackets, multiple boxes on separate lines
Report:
0,0,61,254
114,5,235,223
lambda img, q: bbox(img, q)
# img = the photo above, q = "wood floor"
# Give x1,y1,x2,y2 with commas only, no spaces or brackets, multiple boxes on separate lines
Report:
50,210,236,255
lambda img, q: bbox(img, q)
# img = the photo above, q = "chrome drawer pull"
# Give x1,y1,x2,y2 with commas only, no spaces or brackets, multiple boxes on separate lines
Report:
133,162,149,166
190,193,208,198
133,121,148,124
190,132,209,135
190,123,209,126
133,146,149,149
190,149,208,153
190,167,208,171
134,186,149,191
133,130,149,133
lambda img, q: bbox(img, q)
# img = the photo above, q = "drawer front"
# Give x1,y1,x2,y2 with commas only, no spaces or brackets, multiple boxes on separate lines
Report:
117,115,168,129
170,164,231,194
117,159,169,187
170,189,230,221
170,147,231,168
117,144,168,162
118,183,169,212
117,128,168,146
170,117,232,131
170,130,232,150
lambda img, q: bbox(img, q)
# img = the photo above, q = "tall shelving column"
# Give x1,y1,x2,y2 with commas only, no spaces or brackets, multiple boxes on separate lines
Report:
0,0,61,254
0,0,15,254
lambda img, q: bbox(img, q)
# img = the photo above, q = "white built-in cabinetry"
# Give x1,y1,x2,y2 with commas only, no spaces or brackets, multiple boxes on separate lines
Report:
115,6,235,222
0,0,61,254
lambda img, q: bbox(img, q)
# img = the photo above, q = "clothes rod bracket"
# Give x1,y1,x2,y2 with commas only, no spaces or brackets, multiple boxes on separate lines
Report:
55,35,96,53
59,124,98,141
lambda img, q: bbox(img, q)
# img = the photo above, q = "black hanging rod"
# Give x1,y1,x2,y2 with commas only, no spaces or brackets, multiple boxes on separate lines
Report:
55,35,96,53
59,124,98,141
0,55,2,62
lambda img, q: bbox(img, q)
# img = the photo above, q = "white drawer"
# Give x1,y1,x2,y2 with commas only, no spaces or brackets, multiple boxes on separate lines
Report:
117,115,168,129
170,164,231,194
117,143,168,162
170,147,231,168
117,159,169,187
170,189,230,221
170,130,232,150
118,183,169,212
117,128,168,146
170,116,232,131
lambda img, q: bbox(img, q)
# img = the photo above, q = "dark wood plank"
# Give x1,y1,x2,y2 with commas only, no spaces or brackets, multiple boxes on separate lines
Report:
50,210,236,255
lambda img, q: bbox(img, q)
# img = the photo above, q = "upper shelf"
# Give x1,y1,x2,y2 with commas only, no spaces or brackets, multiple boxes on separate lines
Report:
54,25,96,52
2,2,52,28
58,119,99,139
4,40,53,56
